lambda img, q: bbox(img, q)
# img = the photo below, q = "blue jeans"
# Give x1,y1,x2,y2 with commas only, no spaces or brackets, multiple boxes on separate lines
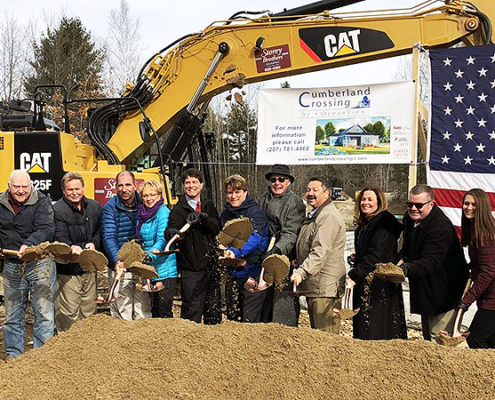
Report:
3,258,56,357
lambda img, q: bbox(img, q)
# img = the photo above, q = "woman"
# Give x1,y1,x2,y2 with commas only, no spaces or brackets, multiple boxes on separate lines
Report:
458,188,495,349
137,180,177,318
347,187,407,340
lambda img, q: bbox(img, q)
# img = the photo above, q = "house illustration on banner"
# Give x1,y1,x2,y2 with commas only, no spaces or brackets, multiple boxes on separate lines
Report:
329,124,380,147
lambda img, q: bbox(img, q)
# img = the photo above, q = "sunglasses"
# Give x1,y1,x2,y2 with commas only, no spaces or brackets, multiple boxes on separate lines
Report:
405,200,432,210
270,176,287,183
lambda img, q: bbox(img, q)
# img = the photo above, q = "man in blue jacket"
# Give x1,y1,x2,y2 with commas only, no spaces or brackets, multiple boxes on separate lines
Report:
0,170,56,357
101,171,151,320
221,174,269,323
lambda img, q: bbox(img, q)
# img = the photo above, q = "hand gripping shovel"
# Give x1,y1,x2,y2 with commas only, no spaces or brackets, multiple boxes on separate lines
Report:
437,278,472,346
1,246,43,263
96,268,124,304
154,223,191,256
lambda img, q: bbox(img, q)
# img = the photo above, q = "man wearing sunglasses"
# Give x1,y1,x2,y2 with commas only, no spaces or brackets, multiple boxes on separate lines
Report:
396,184,468,342
258,164,306,326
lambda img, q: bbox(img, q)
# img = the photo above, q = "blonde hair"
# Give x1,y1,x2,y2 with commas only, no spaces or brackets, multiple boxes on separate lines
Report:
139,179,163,196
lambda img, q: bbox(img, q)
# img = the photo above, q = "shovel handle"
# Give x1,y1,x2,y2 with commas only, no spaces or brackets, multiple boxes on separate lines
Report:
0,248,19,257
106,268,124,302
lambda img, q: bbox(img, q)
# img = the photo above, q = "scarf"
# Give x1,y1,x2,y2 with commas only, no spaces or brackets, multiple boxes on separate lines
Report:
137,198,164,237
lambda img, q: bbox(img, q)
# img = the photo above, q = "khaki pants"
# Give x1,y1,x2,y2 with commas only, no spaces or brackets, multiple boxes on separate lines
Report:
307,297,341,334
108,270,151,320
56,273,97,332
421,309,454,342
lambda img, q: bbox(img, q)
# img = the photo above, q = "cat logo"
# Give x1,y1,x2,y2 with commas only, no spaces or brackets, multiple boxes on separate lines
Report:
19,152,51,173
324,29,361,58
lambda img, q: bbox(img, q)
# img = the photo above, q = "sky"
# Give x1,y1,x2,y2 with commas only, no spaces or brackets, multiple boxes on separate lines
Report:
2,0,424,90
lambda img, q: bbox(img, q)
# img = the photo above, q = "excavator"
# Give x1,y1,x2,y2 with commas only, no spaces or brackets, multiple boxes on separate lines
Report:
0,0,493,205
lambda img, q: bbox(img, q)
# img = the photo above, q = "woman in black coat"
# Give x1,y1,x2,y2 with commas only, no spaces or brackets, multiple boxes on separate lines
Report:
347,187,407,340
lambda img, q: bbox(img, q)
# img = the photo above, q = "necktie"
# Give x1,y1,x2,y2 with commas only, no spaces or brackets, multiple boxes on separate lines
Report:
195,201,201,212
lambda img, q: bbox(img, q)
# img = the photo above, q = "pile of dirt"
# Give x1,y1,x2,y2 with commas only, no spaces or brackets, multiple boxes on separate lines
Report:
1,314,494,399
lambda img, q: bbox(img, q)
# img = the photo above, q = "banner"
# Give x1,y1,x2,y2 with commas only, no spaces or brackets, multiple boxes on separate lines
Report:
256,81,414,165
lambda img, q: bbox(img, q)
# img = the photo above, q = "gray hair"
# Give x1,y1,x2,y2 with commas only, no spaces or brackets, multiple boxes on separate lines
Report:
410,184,434,201
9,169,31,185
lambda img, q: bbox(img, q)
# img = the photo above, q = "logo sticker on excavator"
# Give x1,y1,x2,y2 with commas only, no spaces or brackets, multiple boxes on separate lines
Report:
299,27,394,62
255,44,291,73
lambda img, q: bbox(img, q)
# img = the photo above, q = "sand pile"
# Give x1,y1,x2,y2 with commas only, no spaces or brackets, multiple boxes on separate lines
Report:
1,315,494,400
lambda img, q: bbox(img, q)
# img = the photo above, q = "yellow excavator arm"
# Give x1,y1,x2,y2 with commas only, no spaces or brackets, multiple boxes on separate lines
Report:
106,0,494,165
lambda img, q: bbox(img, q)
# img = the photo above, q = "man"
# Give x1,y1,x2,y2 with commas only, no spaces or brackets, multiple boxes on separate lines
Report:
291,177,346,333
0,170,55,357
165,168,222,324
221,174,270,323
396,184,468,341
258,164,305,326
53,172,101,331
100,170,151,320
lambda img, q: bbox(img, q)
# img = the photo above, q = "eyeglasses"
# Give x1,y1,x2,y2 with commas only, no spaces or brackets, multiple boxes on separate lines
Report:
270,177,286,184
405,200,432,210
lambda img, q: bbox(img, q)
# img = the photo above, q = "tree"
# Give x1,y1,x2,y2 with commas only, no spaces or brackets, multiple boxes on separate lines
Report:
324,121,336,140
24,17,105,139
105,0,143,96
0,13,27,101
372,120,386,141
315,125,325,143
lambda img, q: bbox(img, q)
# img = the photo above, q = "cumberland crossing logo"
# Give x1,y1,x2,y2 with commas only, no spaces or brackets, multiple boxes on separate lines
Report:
299,27,394,62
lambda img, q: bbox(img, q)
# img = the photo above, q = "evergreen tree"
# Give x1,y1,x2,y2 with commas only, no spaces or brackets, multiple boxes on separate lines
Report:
24,17,105,140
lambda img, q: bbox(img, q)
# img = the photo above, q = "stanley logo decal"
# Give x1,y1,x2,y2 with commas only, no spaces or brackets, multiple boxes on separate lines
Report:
299,27,394,62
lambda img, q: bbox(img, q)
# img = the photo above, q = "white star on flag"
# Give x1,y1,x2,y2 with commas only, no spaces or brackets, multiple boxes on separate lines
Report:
454,119,464,127
455,69,464,78
443,57,452,66
478,118,487,127
476,143,486,152
465,131,474,140
453,143,462,152
488,156,495,165
478,67,488,76
466,106,475,115
466,56,476,65
455,94,464,103
444,82,453,91
441,155,450,164
444,107,452,115
479,93,488,102
443,131,451,140
466,81,476,90
464,155,473,164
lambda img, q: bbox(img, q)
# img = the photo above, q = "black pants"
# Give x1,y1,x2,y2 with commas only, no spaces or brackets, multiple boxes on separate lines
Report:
225,275,267,323
181,269,222,325
467,308,495,349
150,278,177,318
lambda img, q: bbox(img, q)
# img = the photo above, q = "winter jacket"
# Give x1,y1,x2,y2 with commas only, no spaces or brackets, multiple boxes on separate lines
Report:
348,211,407,340
0,189,54,260
258,186,305,258
295,198,346,298
165,194,221,272
100,194,141,269
401,204,468,315
139,204,177,281
462,241,495,310
54,196,102,275
220,194,270,281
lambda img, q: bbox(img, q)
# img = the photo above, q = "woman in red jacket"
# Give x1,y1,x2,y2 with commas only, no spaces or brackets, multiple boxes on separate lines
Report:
459,188,495,349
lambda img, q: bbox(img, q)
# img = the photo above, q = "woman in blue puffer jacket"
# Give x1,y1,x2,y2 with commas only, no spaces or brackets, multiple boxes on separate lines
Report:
137,180,177,318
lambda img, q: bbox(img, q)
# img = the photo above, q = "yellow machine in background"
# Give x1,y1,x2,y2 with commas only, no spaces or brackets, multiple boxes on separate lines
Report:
0,0,493,206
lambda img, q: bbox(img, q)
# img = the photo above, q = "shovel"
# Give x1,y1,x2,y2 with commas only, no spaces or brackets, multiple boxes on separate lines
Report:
154,223,191,256
244,237,277,292
437,278,472,346
0,247,38,263
96,268,124,304
334,284,359,320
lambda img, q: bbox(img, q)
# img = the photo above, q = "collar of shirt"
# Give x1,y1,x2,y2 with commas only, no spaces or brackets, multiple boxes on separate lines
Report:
185,195,199,211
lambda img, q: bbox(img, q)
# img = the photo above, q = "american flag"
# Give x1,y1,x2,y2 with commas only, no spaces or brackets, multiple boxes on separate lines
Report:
427,44,495,230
